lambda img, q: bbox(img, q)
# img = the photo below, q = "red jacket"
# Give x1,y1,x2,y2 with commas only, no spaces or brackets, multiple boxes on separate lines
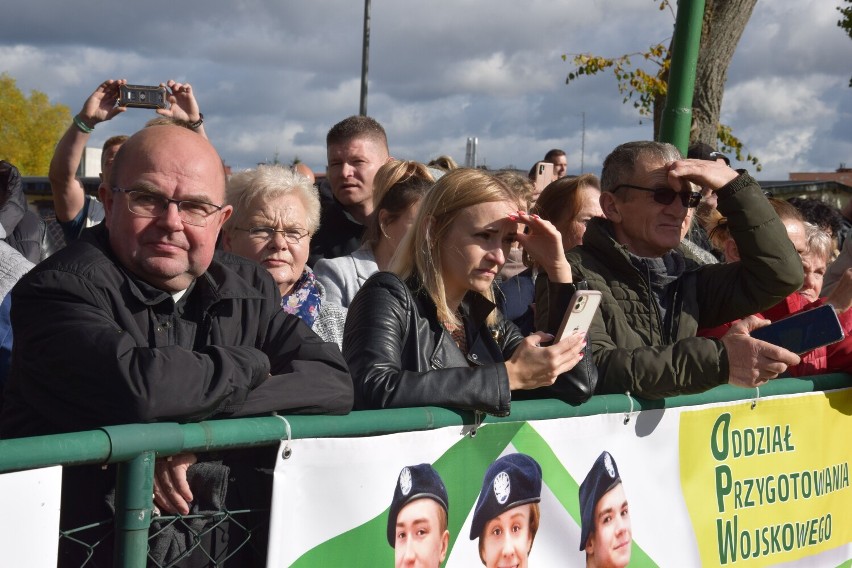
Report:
698,293,852,376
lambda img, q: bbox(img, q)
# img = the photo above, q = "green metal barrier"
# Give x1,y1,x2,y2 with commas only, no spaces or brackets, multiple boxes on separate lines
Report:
1,375,850,567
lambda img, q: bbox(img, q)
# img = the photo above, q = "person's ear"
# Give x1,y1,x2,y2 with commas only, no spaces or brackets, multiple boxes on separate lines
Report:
99,183,114,223
600,191,622,223
439,530,449,562
724,238,740,262
216,205,233,231
378,208,392,232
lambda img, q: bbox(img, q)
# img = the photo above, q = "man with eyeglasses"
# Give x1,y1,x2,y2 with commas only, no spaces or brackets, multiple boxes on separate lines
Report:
1,124,353,565
536,140,803,397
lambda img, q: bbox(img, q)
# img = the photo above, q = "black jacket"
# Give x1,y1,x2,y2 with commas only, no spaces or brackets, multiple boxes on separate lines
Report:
344,272,596,415
0,161,44,264
1,223,354,438
307,182,365,267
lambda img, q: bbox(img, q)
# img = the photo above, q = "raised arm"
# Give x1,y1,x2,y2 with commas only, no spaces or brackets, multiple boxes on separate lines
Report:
49,79,126,222
157,80,207,139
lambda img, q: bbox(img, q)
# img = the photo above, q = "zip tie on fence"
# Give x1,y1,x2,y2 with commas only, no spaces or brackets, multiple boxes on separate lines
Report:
623,391,634,425
751,386,760,410
272,413,293,459
470,410,483,438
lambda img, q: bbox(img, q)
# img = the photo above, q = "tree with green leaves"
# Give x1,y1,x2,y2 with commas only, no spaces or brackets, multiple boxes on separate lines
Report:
839,0,852,86
564,0,761,169
0,72,71,176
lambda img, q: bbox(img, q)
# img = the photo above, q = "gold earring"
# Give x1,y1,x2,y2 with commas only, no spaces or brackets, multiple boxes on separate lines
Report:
381,224,390,239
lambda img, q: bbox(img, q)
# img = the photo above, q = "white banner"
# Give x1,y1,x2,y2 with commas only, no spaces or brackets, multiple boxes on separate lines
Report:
0,466,62,567
269,390,852,567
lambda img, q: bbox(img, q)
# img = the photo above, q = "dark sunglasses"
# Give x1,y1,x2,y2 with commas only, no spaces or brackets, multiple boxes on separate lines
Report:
613,184,702,208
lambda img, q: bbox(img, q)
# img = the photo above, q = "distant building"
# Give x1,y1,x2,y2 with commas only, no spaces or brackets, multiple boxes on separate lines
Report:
789,165,852,186
758,165,852,209
78,147,102,178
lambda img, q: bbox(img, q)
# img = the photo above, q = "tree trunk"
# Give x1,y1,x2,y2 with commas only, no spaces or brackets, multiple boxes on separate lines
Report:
654,0,758,148
692,0,758,146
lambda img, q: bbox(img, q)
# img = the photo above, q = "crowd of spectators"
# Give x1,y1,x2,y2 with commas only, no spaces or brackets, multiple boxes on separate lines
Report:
1,78,851,566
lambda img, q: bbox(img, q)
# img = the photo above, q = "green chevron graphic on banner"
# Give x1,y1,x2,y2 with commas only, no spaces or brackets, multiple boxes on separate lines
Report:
291,421,659,566
291,422,524,567
511,422,658,567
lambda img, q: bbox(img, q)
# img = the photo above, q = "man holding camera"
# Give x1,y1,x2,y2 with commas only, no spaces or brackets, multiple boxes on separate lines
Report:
536,140,803,397
49,78,206,243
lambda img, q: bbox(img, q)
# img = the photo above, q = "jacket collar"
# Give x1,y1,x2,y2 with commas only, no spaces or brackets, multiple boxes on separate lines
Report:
88,223,265,308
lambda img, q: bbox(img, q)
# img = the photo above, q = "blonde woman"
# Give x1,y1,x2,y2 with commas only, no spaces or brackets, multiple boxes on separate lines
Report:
343,168,595,413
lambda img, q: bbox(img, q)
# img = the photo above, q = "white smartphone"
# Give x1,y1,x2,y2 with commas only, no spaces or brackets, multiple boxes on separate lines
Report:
555,290,602,343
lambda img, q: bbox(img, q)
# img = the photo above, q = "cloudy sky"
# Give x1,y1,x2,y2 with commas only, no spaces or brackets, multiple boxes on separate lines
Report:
3,0,849,180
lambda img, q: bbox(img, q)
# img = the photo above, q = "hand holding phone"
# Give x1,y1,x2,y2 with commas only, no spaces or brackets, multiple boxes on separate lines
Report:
750,304,845,355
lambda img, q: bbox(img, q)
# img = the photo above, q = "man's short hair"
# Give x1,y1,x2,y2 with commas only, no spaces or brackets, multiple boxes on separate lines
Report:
326,115,388,151
600,141,681,193
543,148,566,162
101,135,129,169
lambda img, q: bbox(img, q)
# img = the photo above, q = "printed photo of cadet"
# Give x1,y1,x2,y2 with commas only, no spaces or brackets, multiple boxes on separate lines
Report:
579,451,632,568
469,453,542,568
388,463,450,568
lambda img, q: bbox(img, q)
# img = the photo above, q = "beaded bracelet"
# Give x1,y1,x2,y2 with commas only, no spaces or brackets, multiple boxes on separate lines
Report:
188,113,204,130
73,115,94,134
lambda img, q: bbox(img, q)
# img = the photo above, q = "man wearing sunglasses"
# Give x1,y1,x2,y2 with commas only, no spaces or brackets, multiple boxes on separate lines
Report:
537,140,803,398
1,124,353,565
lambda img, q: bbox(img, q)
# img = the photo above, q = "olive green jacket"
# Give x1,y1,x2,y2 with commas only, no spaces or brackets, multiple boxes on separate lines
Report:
536,173,803,398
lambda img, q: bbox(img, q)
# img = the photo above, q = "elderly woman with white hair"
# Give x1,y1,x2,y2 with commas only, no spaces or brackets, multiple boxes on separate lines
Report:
223,164,346,347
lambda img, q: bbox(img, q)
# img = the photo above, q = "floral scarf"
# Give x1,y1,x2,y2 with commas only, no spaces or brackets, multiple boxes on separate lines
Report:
281,268,322,328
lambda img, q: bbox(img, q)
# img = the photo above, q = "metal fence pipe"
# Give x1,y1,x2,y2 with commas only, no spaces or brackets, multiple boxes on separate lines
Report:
114,450,156,568
658,0,706,153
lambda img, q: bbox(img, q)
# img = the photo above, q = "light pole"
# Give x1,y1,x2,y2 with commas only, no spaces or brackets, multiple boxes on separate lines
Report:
359,0,371,116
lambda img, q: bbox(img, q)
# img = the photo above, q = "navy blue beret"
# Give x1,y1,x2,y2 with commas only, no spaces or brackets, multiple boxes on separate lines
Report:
387,463,449,546
578,451,622,550
469,453,542,540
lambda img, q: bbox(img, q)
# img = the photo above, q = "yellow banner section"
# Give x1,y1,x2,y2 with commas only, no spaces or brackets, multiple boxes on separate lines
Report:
680,390,852,567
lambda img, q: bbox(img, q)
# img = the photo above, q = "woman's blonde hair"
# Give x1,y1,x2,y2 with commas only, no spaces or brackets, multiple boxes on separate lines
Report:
391,168,520,327
363,160,434,247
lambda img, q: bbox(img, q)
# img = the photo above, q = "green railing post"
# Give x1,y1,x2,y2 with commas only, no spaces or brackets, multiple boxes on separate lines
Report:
113,450,155,567
658,0,706,154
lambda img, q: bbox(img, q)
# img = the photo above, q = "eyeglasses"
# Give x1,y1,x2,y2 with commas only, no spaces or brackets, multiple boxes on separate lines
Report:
112,188,224,227
234,226,310,244
612,184,702,208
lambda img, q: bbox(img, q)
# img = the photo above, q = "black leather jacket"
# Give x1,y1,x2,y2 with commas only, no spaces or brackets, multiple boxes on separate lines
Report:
343,272,596,415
